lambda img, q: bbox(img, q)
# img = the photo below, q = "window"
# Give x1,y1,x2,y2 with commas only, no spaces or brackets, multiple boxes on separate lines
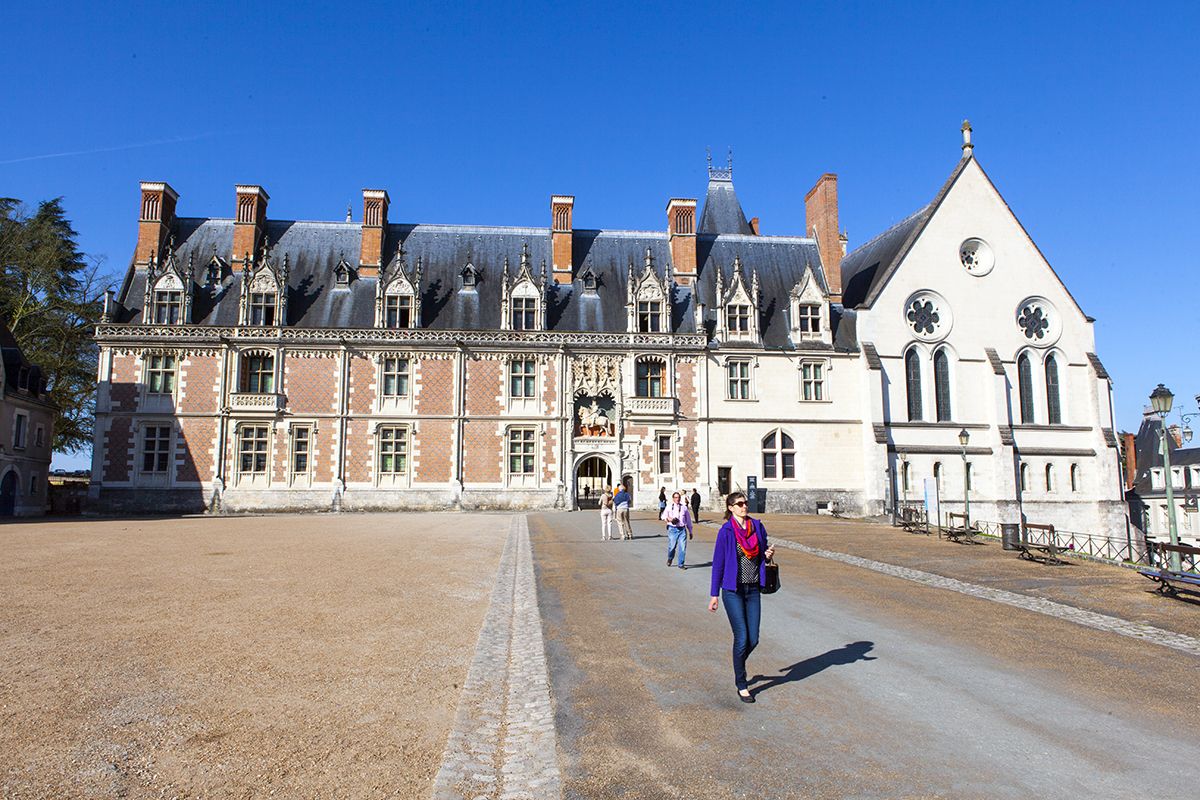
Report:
385,295,413,329
290,426,311,476
797,304,821,338
145,354,176,394
507,428,536,475
934,349,952,422
238,425,270,475
382,358,410,398
1045,464,1055,492
34,425,44,448
153,290,182,324
378,426,409,475
242,355,274,393
141,425,171,474
638,301,662,333
249,292,276,326
801,361,825,401
1018,353,1035,423
511,297,537,330
510,359,536,399
657,434,673,475
29,473,38,496
726,304,751,334
901,461,911,493
13,413,27,449
1070,463,1080,492
761,430,796,480
727,360,751,400
905,350,923,421
636,359,665,398
1150,468,1163,490
1045,354,1061,425
1020,463,1030,492
933,462,943,494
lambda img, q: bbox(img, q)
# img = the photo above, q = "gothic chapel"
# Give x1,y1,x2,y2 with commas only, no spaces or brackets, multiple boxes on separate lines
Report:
90,125,1126,537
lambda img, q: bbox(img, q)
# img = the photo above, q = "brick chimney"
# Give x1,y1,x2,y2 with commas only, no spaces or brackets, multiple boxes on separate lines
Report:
551,195,574,284
1120,432,1137,490
805,173,842,300
233,185,269,265
136,181,178,268
749,217,760,236
360,189,390,277
667,198,697,285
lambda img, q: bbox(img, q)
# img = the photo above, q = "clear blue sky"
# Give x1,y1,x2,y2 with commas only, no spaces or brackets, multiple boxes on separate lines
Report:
4,1,1197,470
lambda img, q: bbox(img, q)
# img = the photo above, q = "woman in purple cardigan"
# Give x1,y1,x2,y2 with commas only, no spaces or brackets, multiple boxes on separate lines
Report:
708,490,775,703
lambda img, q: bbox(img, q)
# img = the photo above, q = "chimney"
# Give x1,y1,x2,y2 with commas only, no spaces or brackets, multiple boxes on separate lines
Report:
805,174,842,301
136,181,178,268
749,217,760,236
1120,432,1137,490
1168,425,1183,449
667,198,697,285
550,195,574,284
233,185,269,265
360,189,390,277
961,119,974,158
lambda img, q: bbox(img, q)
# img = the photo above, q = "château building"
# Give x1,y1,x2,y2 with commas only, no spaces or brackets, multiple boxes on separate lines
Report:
1,319,55,516
89,125,1126,537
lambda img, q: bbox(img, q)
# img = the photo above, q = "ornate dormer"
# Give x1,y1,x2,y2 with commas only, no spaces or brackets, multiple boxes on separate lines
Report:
238,237,289,327
204,244,228,290
788,262,832,346
333,252,357,288
500,243,546,331
626,248,672,334
460,261,481,292
143,237,195,325
579,264,599,293
713,255,761,344
376,244,423,329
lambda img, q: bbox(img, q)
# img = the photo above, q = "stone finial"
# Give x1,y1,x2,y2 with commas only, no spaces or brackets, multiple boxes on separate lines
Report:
961,119,974,156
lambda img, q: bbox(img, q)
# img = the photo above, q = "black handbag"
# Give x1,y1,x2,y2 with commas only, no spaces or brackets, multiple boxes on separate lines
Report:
761,556,781,594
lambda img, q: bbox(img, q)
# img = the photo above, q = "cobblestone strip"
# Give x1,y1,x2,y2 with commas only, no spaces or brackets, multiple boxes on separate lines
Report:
432,516,561,800
773,539,1200,658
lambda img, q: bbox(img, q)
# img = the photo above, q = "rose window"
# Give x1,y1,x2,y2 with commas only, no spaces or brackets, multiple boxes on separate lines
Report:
903,290,952,342
1018,305,1049,340
907,300,939,335
1014,297,1061,347
959,238,995,276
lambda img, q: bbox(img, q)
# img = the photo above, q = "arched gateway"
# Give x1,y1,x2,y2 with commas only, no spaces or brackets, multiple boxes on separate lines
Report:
575,456,612,509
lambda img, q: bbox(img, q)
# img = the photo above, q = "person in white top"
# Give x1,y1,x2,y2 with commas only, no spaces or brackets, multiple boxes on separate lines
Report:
661,491,694,569
599,487,614,540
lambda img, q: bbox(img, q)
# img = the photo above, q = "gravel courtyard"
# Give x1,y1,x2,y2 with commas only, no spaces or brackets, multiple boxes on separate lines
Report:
0,513,509,799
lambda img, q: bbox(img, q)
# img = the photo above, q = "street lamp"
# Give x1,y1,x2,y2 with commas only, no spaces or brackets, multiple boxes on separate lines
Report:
1149,384,1181,572
958,428,971,529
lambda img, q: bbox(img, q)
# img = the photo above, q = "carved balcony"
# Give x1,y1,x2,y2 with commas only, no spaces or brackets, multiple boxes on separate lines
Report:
230,392,286,412
627,396,677,417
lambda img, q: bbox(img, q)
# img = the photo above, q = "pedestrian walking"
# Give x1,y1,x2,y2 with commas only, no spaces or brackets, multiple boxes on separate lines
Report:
599,487,614,540
658,487,667,517
661,491,694,569
614,485,633,540
708,490,775,703
689,487,701,523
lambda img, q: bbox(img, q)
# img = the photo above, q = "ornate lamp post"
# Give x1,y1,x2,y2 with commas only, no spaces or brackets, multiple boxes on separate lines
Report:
1149,384,1181,572
958,428,970,529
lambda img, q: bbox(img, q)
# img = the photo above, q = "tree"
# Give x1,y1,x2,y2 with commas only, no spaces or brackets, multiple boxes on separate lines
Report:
0,197,115,453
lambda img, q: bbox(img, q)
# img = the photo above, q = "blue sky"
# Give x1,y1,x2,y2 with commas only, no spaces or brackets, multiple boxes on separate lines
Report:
4,1,1197,470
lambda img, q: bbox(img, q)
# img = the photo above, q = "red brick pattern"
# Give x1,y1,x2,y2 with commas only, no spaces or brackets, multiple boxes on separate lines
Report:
104,418,132,482
178,356,220,413
677,360,697,417
176,417,213,483
541,422,557,483
348,356,374,415
463,360,502,416
415,420,453,483
109,354,139,412
343,421,373,483
284,356,339,414
679,420,699,483
463,420,502,483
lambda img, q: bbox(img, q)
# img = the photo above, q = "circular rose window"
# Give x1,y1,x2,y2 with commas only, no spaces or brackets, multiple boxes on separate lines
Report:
904,290,953,342
960,238,995,277
1015,296,1061,347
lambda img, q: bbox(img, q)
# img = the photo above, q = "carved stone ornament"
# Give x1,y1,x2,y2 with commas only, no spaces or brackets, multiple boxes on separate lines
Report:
571,354,622,397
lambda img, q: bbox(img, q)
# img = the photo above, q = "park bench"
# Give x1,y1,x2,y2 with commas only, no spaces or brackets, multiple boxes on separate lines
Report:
940,512,978,544
1138,542,1200,599
898,506,930,535
1018,523,1068,565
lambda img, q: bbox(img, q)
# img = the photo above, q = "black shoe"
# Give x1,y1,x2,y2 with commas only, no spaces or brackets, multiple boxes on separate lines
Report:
667,558,673,566
679,565,687,570
738,690,755,703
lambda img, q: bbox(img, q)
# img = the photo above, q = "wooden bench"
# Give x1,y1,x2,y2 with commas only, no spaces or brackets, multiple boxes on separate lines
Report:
1138,542,1200,598
1018,523,1067,565
898,506,930,535
940,512,978,544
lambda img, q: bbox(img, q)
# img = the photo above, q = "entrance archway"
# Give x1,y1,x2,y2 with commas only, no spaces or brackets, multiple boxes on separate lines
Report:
0,470,17,517
575,456,612,509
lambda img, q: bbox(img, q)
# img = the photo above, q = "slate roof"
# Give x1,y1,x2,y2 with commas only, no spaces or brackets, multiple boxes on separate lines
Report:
698,171,753,236
1131,414,1200,496
114,194,853,351
0,318,47,399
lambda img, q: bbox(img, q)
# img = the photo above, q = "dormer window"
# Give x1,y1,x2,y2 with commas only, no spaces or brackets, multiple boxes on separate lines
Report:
512,296,537,330
796,304,821,338
249,292,276,326
500,245,546,331
376,246,422,330
334,256,355,287
580,266,598,292
726,304,751,334
712,256,760,343
238,246,289,327
638,301,663,333
461,263,480,290
206,258,222,286
153,290,182,324
787,267,831,346
627,248,671,334
385,295,413,329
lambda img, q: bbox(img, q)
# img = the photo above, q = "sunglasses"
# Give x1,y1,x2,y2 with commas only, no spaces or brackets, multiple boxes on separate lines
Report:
731,500,748,507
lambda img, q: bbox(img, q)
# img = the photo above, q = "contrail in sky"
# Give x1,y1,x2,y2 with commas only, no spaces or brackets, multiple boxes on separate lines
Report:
0,132,225,165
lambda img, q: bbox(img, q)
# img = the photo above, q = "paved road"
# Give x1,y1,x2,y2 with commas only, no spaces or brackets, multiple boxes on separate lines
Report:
530,512,1200,800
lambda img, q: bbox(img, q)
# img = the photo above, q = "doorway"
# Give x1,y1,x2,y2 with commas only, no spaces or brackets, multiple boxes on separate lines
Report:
576,456,611,509
0,470,17,517
717,467,732,498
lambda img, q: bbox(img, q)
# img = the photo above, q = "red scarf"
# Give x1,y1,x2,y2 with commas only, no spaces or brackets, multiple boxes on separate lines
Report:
732,517,759,559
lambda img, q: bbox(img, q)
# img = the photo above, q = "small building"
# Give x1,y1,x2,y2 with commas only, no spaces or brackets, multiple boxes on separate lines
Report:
1127,412,1200,547
0,320,55,516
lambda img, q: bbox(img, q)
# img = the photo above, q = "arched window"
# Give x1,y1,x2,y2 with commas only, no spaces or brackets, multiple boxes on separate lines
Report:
1017,353,1035,423
1070,463,1080,492
1045,464,1055,492
635,358,665,398
901,461,911,493
933,462,943,494
905,349,923,421
1045,354,1061,425
761,429,795,480
934,348,952,422
1019,462,1030,492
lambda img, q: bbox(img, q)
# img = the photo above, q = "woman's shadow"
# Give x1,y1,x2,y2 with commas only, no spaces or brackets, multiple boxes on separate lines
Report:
749,641,876,697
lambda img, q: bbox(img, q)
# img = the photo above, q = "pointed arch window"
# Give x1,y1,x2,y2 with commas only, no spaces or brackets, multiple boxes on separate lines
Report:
934,349,952,422
761,430,795,480
905,349,923,421
1020,462,1030,492
1017,353,1035,423
1045,354,1062,425
1070,463,1080,492
1045,464,1056,492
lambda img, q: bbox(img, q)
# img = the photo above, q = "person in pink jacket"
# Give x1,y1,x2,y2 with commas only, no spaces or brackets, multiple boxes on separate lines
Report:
661,490,694,569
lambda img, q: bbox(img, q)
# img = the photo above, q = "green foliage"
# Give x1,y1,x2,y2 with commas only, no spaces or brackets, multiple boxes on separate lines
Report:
0,197,115,453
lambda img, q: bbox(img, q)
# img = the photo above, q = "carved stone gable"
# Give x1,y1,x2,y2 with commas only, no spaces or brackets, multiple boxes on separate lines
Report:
571,354,622,398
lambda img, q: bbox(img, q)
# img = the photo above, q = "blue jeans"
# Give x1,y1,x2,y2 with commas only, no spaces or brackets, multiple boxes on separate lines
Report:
721,585,761,690
666,526,688,566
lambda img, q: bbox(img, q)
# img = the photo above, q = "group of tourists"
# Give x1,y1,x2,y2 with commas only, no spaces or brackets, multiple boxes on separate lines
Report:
596,484,776,702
